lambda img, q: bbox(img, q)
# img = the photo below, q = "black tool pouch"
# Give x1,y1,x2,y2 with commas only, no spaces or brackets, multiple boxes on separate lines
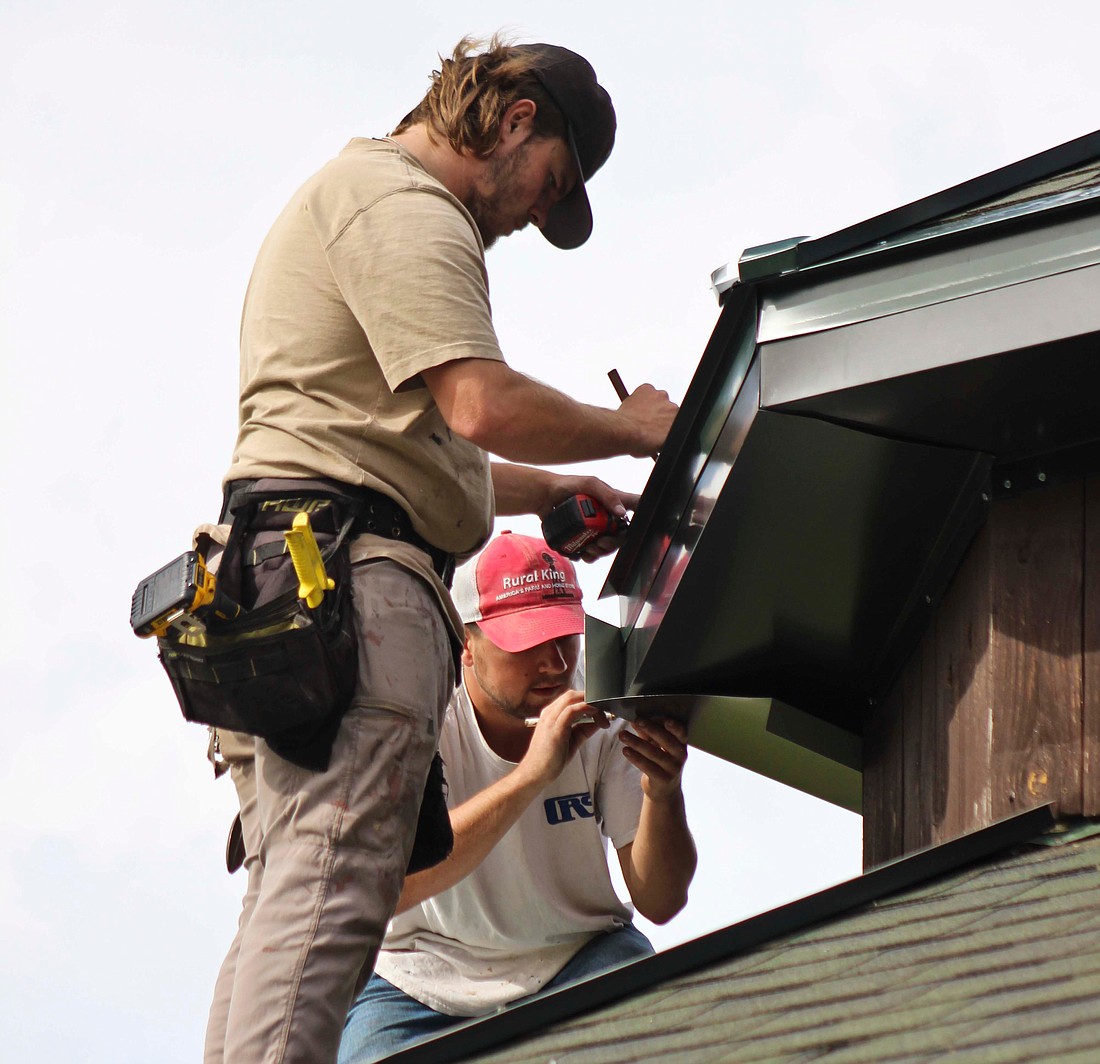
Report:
157,487,359,771
407,751,453,873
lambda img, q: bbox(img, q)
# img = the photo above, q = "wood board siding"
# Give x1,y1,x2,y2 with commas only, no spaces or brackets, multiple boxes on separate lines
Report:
989,483,1083,821
865,478,1096,868
1085,477,1100,812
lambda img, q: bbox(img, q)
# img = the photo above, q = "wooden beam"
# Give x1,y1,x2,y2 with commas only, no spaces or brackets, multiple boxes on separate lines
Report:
1084,477,1100,814
989,483,1083,820
933,520,994,842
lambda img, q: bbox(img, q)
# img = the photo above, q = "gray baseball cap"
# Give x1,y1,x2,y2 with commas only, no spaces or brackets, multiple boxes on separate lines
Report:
518,44,617,250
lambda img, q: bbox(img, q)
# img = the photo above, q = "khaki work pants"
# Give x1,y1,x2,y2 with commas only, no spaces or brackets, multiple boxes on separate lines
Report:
203,561,453,1064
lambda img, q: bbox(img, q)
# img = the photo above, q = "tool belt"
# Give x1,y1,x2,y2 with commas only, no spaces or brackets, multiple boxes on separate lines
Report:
160,477,456,868
221,478,456,588
158,481,362,771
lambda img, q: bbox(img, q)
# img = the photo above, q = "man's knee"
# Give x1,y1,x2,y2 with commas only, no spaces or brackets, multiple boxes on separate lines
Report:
339,975,456,1064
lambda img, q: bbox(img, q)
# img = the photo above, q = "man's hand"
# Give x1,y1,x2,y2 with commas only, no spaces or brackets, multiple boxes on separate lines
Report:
535,474,639,521
518,689,609,787
539,473,638,563
490,465,638,562
617,717,688,802
617,383,678,459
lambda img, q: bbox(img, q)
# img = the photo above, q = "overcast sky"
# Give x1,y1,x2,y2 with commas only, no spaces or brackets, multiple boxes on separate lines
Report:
4,1,1100,1060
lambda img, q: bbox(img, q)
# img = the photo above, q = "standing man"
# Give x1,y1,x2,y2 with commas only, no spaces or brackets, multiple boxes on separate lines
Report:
338,533,697,1062
204,34,679,1064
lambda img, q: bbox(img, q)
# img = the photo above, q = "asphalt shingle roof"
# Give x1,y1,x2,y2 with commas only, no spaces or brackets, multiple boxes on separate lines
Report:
402,815,1100,1063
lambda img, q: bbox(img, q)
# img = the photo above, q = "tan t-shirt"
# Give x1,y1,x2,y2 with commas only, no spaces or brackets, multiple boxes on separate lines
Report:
226,137,501,557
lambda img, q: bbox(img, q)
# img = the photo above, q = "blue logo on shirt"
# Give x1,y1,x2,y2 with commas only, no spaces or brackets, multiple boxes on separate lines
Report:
544,792,595,824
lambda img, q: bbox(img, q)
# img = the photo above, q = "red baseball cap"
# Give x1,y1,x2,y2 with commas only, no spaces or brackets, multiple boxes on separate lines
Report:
452,532,585,652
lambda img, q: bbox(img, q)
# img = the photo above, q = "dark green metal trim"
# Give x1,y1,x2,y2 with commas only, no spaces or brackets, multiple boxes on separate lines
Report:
797,129,1100,271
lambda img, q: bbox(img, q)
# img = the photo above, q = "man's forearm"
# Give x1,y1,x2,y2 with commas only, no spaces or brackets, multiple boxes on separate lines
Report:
423,359,673,464
621,791,697,924
394,765,545,913
490,463,556,516
447,365,629,463
398,690,600,913
490,463,629,519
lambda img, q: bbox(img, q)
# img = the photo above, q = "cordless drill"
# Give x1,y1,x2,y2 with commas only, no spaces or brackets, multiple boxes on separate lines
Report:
541,494,629,558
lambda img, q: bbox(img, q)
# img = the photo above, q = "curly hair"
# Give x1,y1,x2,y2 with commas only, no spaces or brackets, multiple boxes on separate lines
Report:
393,34,568,157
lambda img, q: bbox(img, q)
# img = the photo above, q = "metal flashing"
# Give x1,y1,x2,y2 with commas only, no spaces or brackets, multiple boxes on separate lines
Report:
796,128,1100,270
736,234,809,283
820,159,1100,268
712,132,1100,295
583,614,623,703
587,692,862,811
1025,817,1100,847
759,265,1100,463
603,284,757,602
618,402,992,728
756,206,1100,345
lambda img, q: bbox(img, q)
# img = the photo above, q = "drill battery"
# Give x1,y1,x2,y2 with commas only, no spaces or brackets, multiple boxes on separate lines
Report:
541,494,628,558
130,550,239,638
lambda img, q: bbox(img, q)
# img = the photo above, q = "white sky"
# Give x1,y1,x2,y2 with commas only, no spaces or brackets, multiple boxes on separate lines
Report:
3,1,1100,1059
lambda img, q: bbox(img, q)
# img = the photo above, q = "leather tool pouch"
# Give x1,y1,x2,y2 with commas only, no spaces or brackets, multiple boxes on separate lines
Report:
157,486,358,771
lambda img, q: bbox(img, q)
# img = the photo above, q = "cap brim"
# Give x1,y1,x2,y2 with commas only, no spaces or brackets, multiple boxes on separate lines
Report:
541,129,593,250
477,603,586,653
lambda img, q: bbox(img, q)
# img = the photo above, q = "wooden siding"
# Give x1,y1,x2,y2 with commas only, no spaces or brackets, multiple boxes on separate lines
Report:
865,477,1097,868
1085,477,1100,812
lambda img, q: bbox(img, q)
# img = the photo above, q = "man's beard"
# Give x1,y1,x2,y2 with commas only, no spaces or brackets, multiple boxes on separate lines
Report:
468,656,575,719
465,141,531,250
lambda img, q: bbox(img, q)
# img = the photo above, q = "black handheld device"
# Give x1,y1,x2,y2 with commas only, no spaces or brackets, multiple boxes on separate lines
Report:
130,551,239,637
541,494,628,558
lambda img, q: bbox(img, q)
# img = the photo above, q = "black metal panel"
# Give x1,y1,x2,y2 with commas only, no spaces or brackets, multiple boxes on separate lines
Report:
767,331,1100,466
605,285,757,602
620,354,764,680
758,255,1100,469
625,400,991,729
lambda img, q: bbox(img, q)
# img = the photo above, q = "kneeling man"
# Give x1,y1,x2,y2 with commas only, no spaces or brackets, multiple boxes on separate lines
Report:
339,532,697,1061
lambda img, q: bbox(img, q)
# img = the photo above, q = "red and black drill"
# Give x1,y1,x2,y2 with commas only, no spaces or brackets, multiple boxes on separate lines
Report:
541,494,629,558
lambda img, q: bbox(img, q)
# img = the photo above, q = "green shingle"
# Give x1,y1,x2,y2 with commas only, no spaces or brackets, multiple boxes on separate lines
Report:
456,833,1100,1064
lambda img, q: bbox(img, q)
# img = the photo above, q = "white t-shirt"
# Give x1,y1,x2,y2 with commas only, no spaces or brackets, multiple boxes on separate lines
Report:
374,680,643,1016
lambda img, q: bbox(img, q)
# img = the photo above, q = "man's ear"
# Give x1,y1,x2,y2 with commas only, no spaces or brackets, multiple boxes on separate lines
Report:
461,630,477,668
497,99,537,149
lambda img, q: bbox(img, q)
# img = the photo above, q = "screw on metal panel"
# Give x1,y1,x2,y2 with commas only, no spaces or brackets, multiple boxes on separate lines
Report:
1003,479,1012,489
925,595,932,604
981,492,990,502
1038,472,1047,482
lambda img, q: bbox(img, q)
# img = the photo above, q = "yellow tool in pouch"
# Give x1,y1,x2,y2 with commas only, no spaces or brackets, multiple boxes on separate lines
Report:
284,511,335,607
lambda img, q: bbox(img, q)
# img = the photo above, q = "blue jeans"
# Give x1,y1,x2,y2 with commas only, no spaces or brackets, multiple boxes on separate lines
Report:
338,925,654,1063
